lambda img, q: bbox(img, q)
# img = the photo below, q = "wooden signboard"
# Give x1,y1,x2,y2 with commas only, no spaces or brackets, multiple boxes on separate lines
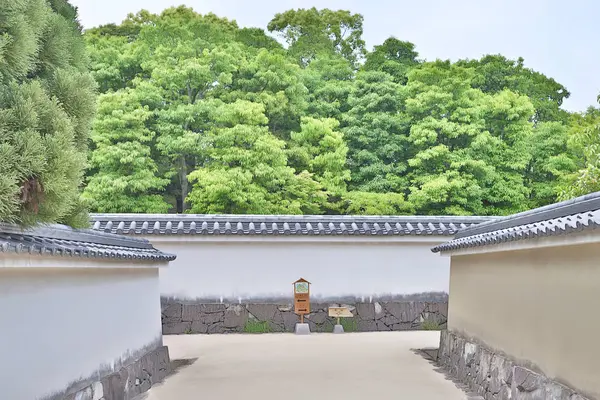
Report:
328,307,353,318
328,307,353,326
293,278,310,323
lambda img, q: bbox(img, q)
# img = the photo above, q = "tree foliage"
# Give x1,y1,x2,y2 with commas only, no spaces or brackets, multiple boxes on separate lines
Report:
0,0,96,226
267,8,366,67
559,104,600,199
80,6,597,216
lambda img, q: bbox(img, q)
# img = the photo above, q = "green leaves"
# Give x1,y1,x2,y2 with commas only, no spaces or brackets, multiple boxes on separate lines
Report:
82,89,169,213
268,8,366,67
79,6,586,217
0,0,95,226
559,106,600,199
188,102,324,214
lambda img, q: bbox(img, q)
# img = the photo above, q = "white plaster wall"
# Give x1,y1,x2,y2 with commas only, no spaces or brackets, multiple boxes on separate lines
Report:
0,263,163,400
152,238,449,300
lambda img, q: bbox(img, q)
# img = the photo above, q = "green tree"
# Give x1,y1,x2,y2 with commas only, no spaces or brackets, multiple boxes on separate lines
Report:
82,88,170,212
222,49,309,138
0,0,96,226
559,103,600,199
458,55,570,123
187,100,324,214
403,62,535,215
303,54,354,120
289,117,350,212
268,8,366,66
145,39,243,211
343,71,409,193
524,122,577,207
363,38,420,83
343,191,413,215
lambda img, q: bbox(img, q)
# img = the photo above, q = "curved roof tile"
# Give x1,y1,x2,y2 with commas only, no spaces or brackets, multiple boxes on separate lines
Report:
89,214,492,237
432,192,600,253
0,223,176,262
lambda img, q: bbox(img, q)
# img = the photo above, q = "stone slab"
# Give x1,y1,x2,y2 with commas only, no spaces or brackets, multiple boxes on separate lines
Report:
295,323,310,335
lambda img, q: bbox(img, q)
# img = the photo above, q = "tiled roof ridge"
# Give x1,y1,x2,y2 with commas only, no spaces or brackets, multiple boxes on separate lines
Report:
90,214,495,236
0,222,153,248
0,223,176,261
454,192,600,239
432,192,600,253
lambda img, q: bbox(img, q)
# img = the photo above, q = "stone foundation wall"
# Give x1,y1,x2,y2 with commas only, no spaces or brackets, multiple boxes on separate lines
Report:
161,301,447,334
62,346,171,400
438,330,590,400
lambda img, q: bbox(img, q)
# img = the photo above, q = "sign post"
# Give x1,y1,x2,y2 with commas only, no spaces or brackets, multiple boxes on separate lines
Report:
328,307,353,334
293,278,311,335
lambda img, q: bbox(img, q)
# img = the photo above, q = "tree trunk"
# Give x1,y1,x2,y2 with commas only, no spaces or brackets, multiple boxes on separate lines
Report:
179,156,188,212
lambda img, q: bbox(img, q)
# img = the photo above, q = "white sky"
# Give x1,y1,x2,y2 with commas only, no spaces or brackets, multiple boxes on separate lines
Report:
71,0,600,112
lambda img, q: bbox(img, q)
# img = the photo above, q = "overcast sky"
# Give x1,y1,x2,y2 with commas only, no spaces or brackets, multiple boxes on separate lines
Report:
71,0,599,112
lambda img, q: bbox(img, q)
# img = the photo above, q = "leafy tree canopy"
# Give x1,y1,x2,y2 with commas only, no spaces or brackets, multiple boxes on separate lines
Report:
268,8,366,67
78,5,597,216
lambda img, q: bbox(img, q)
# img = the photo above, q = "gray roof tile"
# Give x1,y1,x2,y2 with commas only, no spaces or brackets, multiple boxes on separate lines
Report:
0,223,176,262
89,214,493,237
432,192,600,253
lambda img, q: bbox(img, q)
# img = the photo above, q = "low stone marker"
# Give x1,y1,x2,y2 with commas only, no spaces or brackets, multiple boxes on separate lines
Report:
328,306,353,333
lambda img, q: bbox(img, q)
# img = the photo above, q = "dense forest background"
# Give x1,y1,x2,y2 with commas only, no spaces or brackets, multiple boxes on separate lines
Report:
3,3,600,225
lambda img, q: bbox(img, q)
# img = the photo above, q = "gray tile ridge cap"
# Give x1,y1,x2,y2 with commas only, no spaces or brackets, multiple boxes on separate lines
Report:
454,191,600,239
90,213,495,222
0,222,154,249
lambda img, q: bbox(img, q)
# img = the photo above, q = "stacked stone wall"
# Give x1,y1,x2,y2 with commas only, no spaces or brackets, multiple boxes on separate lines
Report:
161,300,447,334
438,330,590,400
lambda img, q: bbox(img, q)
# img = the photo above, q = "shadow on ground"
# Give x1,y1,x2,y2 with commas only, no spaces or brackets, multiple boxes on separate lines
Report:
135,358,198,400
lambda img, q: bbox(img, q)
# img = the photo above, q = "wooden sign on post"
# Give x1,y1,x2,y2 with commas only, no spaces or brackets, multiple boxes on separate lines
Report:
328,307,353,325
293,278,310,324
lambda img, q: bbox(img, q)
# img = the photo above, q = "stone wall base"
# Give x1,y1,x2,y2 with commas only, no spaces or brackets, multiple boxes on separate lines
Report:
64,346,171,400
161,301,448,334
438,330,589,400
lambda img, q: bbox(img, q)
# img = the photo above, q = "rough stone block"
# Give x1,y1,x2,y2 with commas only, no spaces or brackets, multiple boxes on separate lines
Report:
380,313,400,326
224,306,247,329
357,319,377,331
163,321,191,335
281,311,299,332
247,304,278,322
191,320,208,333
306,310,327,324
376,320,392,331
355,303,375,320
489,354,513,394
200,311,224,324
207,321,225,334
181,304,203,321
512,366,546,394
162,303,182,319
201,303,227,313
100,370,126,400
545,382,576,400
